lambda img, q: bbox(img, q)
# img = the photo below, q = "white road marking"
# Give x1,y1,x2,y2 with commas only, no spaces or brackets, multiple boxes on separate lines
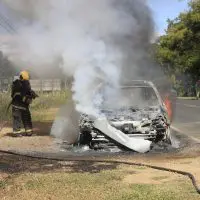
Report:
171,125,200,143
176,103,200,108
174,121,200,125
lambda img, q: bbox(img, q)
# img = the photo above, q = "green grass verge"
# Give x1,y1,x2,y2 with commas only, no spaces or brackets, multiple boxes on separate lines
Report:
177,97,197,100
0,170,199,200
0,90,71,122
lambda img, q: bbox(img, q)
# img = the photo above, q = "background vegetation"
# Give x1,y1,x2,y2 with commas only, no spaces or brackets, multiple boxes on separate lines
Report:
0,90,70,123
154,0,200,96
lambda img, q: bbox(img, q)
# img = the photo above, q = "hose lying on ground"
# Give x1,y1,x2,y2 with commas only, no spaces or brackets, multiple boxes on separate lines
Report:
0,149,199,195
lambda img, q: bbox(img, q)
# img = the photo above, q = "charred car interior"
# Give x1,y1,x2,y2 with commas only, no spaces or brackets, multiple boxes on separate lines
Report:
77,81,172,153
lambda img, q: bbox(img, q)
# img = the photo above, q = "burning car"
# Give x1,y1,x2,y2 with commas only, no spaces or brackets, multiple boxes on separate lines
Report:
77,80,172,152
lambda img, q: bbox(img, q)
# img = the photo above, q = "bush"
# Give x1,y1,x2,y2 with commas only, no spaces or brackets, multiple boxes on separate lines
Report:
0,90,71,122
0,92,12,121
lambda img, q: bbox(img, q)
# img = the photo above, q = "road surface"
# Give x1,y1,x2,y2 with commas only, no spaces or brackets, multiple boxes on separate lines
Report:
173,99,200,141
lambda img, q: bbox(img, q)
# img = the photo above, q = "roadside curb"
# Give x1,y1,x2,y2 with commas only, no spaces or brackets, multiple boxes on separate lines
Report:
177,97,197,100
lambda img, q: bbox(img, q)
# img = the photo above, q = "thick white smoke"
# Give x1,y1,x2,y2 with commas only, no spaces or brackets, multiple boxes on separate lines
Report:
0,0,154,117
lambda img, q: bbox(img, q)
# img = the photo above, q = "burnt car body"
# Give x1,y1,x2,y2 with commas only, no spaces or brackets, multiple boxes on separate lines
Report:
78,80,172,151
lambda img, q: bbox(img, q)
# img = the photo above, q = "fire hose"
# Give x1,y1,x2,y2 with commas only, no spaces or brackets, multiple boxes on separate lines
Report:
0,149,199,195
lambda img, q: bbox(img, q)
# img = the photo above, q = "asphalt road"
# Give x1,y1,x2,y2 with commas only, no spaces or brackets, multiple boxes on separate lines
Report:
173,99,200,141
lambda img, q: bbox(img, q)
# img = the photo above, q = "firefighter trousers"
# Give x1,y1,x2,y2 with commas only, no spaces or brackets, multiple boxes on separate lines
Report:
12,106,33,135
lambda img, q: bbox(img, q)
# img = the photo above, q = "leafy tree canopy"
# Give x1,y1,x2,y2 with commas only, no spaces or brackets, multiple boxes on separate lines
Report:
155,0,200,82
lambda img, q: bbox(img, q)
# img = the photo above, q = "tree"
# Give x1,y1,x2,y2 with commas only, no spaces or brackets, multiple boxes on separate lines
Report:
155,0,200,84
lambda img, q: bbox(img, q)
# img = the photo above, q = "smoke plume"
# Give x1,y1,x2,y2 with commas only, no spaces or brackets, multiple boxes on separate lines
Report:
51,100,80,144
1,0,156,119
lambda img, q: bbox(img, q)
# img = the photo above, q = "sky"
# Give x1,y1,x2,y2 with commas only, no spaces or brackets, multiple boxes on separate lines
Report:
0,0,191,36
148,0,189,35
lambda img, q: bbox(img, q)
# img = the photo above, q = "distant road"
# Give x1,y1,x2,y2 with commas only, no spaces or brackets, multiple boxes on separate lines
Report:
172,99,200,141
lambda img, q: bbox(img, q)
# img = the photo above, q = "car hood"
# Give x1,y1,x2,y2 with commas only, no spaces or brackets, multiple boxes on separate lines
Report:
101,106,164,122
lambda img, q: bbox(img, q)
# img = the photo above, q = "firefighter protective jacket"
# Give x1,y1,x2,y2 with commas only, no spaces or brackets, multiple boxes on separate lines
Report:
11,79,34,109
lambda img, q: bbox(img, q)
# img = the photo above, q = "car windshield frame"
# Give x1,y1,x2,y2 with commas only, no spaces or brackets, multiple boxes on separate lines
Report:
101,84,163,110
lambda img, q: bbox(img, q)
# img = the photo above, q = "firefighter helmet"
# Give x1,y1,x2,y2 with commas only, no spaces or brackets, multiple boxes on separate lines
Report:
20,71,30,81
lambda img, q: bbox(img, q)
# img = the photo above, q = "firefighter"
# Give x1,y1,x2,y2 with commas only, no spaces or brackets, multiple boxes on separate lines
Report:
11,71,38,137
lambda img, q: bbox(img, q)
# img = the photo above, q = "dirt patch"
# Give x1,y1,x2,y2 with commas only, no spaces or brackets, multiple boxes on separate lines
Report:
122,167,183,185
120,156,200,186
0,152,120,175
0,173,9,181
0,121,58,153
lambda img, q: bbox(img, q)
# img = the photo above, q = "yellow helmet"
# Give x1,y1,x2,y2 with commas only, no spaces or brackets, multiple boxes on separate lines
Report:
20,71,30,81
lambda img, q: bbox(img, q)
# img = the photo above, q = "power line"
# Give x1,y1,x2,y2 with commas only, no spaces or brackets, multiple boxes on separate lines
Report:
0,12,16,32
0,20,13,34
0,12,16,34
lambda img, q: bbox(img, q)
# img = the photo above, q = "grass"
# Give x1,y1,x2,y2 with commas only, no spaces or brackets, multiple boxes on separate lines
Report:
0,180,7,189
0,92,12,121
31,91,71,121
31,91,70,110
177,97,197,100
0,90,71,122
0,169,199,200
